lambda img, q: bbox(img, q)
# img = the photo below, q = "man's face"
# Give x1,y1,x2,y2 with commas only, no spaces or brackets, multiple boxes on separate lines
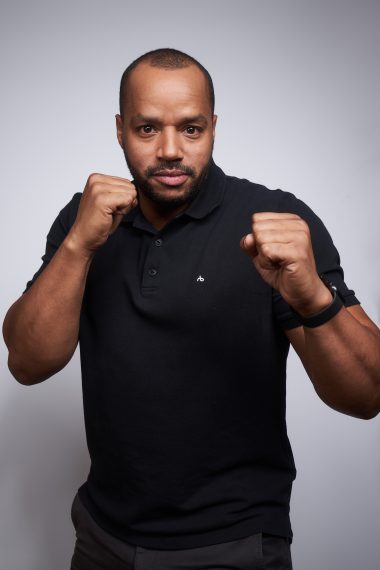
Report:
116,63,217,210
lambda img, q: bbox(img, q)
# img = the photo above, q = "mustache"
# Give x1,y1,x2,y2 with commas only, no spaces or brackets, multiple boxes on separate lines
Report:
145,162,196,177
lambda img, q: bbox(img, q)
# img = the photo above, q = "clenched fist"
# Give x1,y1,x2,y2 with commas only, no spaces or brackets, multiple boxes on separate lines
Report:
67,173,137,256
240,212,332,316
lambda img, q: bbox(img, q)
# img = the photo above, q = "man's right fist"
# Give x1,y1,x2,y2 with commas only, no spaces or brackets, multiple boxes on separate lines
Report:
66,173,137,256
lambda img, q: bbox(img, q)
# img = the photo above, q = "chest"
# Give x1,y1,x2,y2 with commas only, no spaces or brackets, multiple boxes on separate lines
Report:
83,215,272,335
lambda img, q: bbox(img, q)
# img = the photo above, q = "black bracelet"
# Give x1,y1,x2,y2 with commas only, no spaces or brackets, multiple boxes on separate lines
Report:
293,277,344,328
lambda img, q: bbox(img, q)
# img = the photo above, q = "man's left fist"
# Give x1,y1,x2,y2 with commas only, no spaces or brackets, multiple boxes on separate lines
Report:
240,212,332,316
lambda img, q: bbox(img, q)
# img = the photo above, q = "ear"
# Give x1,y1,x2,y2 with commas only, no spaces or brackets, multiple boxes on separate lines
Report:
115,114,124,147
212,114,218,137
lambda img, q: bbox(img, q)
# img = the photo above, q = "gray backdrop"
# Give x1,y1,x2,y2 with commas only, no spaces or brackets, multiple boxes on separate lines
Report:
1,1,379,569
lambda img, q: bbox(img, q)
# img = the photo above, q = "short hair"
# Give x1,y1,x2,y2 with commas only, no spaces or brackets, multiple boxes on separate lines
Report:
119,48,215,116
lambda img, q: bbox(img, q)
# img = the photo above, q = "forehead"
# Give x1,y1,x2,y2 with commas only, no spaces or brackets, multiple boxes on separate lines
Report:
123,63,211,117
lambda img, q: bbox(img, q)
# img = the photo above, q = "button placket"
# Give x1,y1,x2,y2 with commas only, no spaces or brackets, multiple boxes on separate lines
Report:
142,236,163,289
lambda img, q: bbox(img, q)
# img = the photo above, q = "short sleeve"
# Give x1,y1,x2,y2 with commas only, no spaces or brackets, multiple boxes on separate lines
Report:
272,193,360,330
23,193,82,293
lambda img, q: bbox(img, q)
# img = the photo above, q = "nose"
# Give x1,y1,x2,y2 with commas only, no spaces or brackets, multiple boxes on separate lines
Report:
156,128,183,161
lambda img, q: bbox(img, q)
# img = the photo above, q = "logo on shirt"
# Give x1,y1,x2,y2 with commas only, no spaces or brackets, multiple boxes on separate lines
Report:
196,275,205,282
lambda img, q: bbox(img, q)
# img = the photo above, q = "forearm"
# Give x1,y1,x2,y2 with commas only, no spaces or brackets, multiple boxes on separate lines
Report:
240,211,380,419
294,307,380,419
3,236,93,385
3,174,137,385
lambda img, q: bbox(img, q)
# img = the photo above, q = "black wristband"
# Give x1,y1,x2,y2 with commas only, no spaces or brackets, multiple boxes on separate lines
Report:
293,277,344,328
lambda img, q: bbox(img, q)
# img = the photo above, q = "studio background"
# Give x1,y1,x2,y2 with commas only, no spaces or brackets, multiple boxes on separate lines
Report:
1,1,379,569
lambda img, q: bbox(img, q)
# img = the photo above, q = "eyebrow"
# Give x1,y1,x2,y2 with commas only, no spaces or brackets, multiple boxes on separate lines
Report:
131,113,209,127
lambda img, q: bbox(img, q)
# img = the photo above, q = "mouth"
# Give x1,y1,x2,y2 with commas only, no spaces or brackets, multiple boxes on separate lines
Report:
152,170,189,187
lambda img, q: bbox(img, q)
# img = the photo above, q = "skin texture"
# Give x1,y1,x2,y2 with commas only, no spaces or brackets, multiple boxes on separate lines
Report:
2,62,380,419
116,62,217,230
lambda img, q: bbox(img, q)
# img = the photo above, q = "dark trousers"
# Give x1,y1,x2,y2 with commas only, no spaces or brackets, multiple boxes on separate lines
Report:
70,494,292,569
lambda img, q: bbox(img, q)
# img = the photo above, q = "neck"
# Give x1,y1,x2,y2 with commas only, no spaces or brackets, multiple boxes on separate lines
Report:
138,193,189,231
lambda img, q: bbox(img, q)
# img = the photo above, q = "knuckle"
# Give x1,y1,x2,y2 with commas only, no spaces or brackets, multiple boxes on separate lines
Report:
93,192,105,207
90,183,99,194
87,172,101,184
92,181,105,194
261,243,272,257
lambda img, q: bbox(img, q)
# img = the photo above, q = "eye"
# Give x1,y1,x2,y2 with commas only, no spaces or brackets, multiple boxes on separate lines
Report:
138,125,156,136
184,126,202,137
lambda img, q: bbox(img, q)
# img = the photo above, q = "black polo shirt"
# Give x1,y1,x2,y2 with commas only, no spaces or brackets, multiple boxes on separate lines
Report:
26,161,358,549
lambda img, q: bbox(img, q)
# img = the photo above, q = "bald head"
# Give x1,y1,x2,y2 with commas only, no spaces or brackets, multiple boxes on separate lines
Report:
119,48,215,117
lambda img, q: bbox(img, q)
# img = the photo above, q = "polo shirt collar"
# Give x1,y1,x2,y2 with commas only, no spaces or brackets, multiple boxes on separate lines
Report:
121,159,226,228
182,159,226,219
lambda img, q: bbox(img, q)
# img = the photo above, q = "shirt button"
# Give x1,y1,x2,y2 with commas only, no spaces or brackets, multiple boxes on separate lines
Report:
154,238,163,247
148,268,158,276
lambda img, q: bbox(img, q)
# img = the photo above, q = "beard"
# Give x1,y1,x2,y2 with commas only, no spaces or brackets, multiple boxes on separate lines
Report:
123,150,212,213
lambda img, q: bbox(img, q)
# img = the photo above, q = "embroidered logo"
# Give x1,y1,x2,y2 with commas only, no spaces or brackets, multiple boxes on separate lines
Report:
196,275,205,282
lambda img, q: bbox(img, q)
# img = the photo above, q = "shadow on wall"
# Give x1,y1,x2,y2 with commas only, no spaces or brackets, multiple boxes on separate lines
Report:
0,364,89,570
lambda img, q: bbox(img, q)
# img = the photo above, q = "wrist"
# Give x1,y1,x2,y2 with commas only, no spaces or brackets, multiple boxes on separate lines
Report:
63,232,96,263
291,275,344,328
293,280,333,318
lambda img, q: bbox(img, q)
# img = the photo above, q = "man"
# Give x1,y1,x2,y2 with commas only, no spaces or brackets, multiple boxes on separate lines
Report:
3,48,380,570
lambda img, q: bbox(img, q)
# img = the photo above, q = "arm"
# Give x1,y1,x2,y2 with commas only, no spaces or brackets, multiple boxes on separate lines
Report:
3,173,137,385
3,241,92,385
241,212,380,420
286,305,380,419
